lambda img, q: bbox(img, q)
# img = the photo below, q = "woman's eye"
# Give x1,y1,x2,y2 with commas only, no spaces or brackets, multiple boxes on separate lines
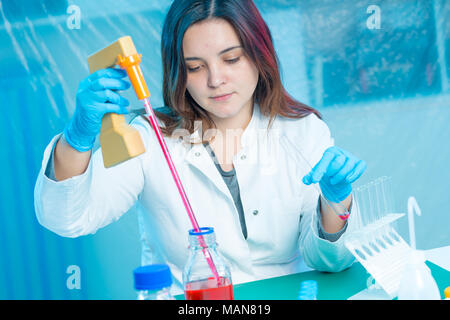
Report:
225,57,240,64
187,57,240,72
187,66,201,72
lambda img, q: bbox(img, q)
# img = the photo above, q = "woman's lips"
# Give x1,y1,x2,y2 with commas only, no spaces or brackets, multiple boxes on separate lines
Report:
211,92,233,102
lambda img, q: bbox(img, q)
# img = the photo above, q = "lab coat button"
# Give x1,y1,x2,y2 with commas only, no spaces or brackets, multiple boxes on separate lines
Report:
195,152,201,157
252,210,259,216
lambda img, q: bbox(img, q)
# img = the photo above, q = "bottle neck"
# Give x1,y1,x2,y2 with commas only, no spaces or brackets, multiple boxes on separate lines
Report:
137,287,174,300
189,231,216,250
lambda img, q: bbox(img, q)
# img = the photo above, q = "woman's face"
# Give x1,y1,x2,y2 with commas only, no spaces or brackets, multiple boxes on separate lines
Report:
183,18,259,128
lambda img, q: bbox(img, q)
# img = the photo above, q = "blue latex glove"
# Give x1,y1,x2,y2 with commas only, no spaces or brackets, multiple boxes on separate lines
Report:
64,68,131,152
302,146,367,203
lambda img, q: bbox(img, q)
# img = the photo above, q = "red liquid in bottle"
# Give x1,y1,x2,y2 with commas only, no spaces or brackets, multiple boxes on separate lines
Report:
185,277,234,300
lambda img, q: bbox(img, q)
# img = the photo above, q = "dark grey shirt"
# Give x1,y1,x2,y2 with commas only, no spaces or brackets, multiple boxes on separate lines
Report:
203,142,248,239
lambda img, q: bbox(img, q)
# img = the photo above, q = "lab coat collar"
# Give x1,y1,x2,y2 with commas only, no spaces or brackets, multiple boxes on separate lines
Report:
184,103,267,143
185,143,231,199
184,103,265,147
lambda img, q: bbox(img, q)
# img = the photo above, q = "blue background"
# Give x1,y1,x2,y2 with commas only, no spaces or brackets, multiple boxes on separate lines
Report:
0,0,449,299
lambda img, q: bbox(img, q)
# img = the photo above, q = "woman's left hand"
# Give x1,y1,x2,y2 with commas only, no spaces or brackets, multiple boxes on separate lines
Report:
302,146,367,203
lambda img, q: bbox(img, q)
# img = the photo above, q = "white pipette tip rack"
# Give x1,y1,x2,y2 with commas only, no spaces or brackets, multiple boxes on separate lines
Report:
344,177,413,299
279,136,415,298
345,213,412,298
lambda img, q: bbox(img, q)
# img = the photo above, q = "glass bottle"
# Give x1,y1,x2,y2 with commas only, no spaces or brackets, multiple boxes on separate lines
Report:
133,264,175,300
183,227,234,300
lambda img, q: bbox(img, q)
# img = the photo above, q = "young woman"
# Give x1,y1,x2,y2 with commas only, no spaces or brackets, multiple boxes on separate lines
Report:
35,0,366,294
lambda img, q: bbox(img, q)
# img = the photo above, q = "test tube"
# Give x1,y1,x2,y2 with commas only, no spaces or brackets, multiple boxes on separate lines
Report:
385,176,395,214
354,185,365,229
368,181,376,226
374,177,383,223
357,185,369,227
378,176,389,219
376,177,384,219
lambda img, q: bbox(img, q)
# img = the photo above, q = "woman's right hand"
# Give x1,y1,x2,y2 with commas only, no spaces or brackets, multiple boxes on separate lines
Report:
63,68,131,152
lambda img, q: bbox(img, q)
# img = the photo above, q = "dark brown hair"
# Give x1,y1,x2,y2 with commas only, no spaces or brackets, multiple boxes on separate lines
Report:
147,0,321,139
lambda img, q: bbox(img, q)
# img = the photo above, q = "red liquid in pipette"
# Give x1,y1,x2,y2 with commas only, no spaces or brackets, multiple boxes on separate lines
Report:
185,277,234,300
142,98,221,284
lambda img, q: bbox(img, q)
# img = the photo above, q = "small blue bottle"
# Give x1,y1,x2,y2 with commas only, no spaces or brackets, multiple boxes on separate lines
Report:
133,264,175,300
297,280,318,300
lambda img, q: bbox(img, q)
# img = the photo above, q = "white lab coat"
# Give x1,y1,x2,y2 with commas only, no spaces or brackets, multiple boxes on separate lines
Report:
34,104,358,295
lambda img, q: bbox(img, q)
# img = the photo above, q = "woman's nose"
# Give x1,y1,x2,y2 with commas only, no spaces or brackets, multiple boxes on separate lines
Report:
207,65,226,88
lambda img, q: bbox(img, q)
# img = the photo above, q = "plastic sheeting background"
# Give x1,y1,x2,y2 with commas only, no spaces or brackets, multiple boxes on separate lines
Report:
0,0,449,299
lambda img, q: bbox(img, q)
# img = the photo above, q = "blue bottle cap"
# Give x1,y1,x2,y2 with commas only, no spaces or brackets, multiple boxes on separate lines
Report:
299,280,318,289
133,264,173,291
188,227,214,236
297,280,318,300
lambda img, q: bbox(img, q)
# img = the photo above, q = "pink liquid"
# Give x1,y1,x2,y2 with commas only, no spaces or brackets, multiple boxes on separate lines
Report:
185,277,234,300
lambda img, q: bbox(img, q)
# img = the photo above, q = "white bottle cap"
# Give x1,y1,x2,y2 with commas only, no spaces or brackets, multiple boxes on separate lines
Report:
409,250,426,264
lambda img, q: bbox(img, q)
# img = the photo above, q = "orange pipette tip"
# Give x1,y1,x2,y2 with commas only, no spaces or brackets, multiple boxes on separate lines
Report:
117,53,150,100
